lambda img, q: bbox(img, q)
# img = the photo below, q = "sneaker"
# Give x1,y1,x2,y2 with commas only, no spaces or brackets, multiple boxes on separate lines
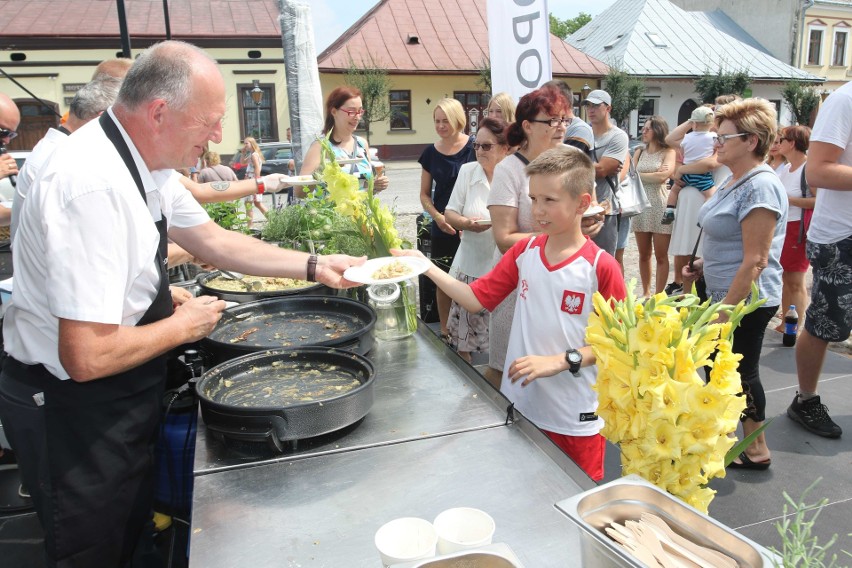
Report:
0,448,17,471
18,485,30,499
661,209,675,225
787,394,842,438
664,282,683,296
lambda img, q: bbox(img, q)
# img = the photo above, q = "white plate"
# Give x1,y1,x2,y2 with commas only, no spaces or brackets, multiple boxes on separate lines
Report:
284,175,319,186
582,205,605,217
471,219,492,225
335,157,362,165
344,256,431,285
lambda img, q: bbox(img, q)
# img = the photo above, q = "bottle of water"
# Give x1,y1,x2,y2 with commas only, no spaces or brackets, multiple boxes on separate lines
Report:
783,305,798,347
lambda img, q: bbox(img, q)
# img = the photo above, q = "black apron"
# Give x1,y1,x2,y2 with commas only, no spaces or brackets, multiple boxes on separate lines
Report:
0,113,172,567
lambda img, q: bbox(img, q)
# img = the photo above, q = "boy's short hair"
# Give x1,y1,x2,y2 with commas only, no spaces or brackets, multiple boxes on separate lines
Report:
525,146,595,198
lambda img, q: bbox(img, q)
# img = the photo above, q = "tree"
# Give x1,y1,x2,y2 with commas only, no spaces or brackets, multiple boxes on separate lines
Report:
604,67,645,129
549,13,592,40
475,56,492,94
694,67,752,103
344,54,393,145
781,80,821,126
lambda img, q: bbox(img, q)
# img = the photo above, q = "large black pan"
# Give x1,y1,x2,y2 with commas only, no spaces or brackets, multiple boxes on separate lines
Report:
196,347,375,451
201,295,376,364
197,271,328,302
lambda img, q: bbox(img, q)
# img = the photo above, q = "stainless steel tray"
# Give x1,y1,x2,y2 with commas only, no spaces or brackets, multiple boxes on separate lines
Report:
555,475,781,568
390,543,524,568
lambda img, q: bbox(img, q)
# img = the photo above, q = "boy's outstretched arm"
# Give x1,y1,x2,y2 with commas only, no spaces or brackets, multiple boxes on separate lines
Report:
390,249,485,313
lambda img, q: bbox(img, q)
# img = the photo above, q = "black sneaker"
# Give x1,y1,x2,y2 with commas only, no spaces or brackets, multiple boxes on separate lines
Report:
787,394,842,438
664,282,683,296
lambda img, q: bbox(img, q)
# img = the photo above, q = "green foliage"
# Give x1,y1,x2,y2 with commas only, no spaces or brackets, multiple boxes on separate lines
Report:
604,67,645,127
261,199,371,257
694,68,752,103
203,201,249,233
475,56,492,94
770,479,849,567
781,80,821,126
549,12,592,40
344,54,393,145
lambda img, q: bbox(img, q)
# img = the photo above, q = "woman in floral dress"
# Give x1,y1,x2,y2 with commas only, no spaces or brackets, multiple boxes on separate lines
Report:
631,116,677,297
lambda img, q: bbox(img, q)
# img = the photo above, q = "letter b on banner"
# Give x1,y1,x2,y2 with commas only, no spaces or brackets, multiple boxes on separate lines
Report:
487,0,552,101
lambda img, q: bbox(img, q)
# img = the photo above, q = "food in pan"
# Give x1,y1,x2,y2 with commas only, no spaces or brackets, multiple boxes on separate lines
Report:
208,360,363,407
371,259,413,280
205,275,312,293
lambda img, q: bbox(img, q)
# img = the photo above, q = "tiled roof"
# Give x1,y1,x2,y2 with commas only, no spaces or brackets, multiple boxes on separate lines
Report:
0,0,282,40
568,0,823,82
317,0,608,77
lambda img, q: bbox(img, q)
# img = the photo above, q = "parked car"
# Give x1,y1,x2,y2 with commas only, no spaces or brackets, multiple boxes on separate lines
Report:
259,142,294,176
0,150,30,202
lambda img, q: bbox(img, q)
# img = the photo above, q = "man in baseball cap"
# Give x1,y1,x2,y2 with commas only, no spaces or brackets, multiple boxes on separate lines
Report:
583,89,612,106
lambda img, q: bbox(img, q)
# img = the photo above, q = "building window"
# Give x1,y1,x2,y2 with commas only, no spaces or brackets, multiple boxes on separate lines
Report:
389,90,412,130
453,91,491,135
833,28,849,66
807,26,824,65
636,98,658,134
239,83,277,142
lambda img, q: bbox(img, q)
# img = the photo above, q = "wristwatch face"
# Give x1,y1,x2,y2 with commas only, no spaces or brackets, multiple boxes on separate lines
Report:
567,350,582,365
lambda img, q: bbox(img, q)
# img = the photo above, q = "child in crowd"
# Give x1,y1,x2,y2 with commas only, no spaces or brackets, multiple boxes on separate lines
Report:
393,146,626,480
661,106,717,224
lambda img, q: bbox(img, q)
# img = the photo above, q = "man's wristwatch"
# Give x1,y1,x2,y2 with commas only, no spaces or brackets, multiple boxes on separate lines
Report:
565,349,582,376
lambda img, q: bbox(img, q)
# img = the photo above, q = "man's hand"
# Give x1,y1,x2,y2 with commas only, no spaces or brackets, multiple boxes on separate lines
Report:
0,153,17,180
262,174,289,193
173,295,226,342
315,254,367,289
169,286,193,306
508,354,567,386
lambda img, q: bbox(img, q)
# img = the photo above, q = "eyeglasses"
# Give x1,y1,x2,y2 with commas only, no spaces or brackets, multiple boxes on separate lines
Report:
529,117,571,127
0,129,18,140
473,143,496,151
338,108,365,117
713,132,749,146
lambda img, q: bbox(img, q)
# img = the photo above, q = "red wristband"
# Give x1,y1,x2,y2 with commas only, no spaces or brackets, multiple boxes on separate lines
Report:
256,177,265,194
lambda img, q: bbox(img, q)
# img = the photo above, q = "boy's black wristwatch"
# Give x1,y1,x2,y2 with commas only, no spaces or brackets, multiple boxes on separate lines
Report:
565,349,582,376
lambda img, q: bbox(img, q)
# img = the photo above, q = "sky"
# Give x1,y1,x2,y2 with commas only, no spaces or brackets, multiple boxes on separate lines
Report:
310,0,619,53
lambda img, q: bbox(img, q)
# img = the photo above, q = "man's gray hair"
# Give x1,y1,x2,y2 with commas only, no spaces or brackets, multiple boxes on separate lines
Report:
70,77,121,120
116,40,216,111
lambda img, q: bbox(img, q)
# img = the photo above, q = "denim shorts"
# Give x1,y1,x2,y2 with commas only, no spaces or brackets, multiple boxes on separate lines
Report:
804,236,852,342
617,214,631,250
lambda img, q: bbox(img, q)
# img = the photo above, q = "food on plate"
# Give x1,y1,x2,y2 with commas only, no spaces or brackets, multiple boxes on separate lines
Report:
371,259,414,280
205,275,312,293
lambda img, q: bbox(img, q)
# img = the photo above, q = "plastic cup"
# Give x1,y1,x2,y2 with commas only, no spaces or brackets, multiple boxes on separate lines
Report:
374,517,437,566
433,507,496,555
373,162,385,177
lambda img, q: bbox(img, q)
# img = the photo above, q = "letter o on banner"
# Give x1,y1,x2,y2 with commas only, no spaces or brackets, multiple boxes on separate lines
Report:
516,49,543,88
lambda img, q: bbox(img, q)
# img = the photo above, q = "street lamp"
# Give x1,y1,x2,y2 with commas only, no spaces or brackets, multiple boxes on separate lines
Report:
581,83,591,122
250,80,263,142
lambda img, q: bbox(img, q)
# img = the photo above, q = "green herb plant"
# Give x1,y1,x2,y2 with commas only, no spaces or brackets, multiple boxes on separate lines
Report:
203,201,250,233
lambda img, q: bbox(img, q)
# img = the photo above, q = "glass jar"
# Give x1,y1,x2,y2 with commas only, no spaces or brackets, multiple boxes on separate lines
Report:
367,280,417,341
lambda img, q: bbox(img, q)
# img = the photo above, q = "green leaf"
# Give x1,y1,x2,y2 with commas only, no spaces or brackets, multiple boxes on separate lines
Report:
724,417,773,467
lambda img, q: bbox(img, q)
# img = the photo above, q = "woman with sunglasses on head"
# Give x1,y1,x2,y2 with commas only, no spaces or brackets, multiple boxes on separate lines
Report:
300,86,389,197
419,98,476,342
683,98,787,471
442,117,511,362
484,85,574,387
775,125,816,332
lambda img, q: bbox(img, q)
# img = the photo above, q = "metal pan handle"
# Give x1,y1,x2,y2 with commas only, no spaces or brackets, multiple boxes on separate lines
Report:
205,422,285,452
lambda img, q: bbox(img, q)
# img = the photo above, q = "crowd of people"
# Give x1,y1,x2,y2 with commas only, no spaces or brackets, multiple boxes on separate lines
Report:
0,43,849,565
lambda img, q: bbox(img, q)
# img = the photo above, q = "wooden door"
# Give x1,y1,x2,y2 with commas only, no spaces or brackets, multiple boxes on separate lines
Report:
8,99,60,151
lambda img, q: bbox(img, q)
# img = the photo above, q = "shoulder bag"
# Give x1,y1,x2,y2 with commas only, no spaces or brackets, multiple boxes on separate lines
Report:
617,148,650,218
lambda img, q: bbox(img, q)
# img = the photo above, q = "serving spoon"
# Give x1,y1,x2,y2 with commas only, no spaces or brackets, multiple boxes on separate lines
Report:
218,270,261,292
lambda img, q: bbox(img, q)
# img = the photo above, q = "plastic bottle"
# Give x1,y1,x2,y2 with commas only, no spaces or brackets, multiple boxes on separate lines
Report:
783,305,798,347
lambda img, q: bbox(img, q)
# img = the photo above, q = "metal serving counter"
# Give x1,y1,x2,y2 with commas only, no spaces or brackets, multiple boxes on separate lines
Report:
190,326,597,566
194,328,511,474
190,426,590,567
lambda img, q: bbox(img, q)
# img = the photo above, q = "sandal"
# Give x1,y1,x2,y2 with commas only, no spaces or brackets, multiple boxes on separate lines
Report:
728,451,771,470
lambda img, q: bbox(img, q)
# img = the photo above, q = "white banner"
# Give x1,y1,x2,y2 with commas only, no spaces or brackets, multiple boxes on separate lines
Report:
487,0,552,101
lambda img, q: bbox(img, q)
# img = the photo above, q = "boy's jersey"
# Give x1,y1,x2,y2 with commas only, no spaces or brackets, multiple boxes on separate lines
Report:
471,235,626,435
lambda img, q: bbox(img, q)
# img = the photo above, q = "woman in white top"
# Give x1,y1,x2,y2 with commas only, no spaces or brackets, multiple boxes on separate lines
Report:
776,125,816,329
444,117,510,362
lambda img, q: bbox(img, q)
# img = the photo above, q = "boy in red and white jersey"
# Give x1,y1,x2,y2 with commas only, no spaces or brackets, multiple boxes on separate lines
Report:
394,145,625,480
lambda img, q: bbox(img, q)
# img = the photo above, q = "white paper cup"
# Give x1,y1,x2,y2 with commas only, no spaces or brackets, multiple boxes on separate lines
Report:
374,517,437,566
433,507,496,555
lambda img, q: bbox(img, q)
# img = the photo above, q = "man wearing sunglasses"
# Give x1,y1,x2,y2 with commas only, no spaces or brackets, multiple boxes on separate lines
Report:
0,92,21,227
582,89,627,256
